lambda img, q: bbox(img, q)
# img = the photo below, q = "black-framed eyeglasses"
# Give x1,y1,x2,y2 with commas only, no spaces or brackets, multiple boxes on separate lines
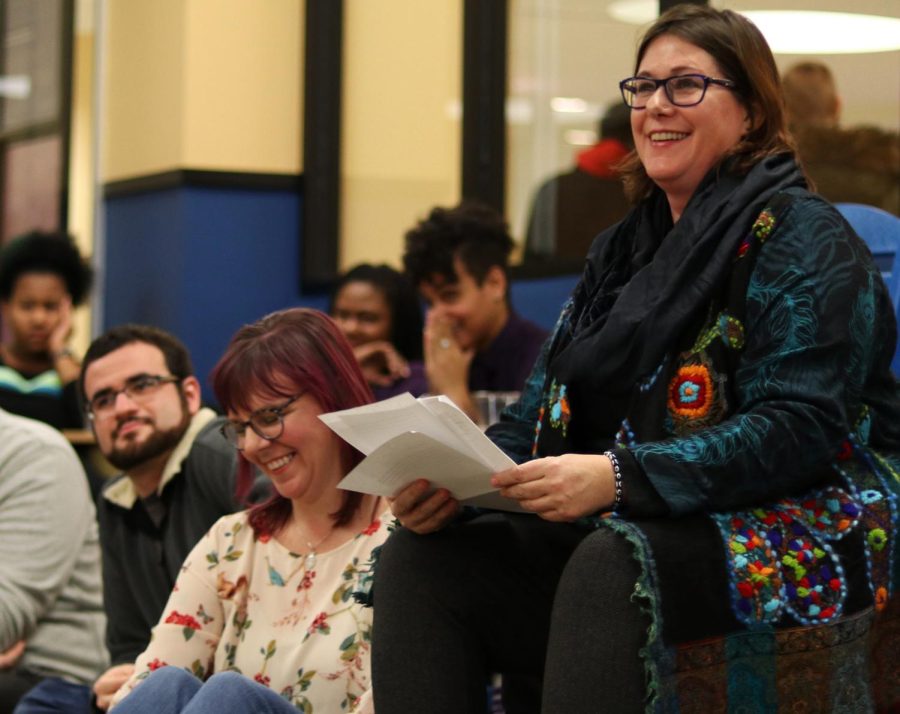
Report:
220,395,300,450
86,374,181,419
619,74,736,109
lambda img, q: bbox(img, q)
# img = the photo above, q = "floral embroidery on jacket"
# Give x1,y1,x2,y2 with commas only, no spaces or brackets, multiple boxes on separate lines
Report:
547,379,571,436
717,313,745,350
531,404,544,457
692,311,745,353
736,208,777,258
716,486,869,626
835,439,898,612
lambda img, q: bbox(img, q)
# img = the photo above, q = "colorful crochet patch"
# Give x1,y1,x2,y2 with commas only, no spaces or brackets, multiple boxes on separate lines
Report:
668,364,713,419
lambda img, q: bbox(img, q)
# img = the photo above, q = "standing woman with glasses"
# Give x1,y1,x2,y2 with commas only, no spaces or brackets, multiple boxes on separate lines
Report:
109,308,389,714
372,5,900,713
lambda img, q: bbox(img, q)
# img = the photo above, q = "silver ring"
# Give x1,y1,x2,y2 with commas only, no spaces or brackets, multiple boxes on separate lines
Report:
439,338,451,349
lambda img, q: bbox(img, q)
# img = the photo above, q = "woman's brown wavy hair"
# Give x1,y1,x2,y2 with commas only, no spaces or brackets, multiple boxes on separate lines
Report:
619,4,796,202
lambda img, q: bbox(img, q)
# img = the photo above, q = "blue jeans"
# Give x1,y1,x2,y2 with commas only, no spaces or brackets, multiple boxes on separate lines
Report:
12,677,94,714
112,668,297,714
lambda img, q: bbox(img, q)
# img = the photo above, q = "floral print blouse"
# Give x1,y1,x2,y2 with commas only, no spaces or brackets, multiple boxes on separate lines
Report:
111,509,392,712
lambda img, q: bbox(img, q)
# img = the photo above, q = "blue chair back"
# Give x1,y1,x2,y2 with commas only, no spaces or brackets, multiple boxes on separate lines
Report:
836,203,900,374
893,249,900,318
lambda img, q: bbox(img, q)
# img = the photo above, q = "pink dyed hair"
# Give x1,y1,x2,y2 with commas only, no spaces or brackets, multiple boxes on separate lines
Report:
211,308,374,534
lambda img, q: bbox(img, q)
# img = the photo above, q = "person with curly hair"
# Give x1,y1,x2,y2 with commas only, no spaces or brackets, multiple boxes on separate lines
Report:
0,231,93,429
403,202,547,423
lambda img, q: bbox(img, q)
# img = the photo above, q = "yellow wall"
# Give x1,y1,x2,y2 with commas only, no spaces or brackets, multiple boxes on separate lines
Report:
68,23,95,353
340,0,462,270
182,0,302,173
103,0,186,181
99,0,463,273
103,0,302,182
69,33,93,252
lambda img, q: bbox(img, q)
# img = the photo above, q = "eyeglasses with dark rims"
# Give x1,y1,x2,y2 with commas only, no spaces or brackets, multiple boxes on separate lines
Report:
619,73,736,109
220,395,301,450
86,374,181,420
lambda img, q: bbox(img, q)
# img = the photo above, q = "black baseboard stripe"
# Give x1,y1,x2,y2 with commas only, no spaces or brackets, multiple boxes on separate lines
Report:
103,169,302,199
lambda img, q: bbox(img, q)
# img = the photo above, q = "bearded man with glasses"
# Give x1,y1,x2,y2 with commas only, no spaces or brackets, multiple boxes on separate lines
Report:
39,324,268,714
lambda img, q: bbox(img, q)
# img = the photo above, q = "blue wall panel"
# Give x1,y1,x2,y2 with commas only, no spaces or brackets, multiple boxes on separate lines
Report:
103,182,580,403
510,273,579,331
103,185,327,401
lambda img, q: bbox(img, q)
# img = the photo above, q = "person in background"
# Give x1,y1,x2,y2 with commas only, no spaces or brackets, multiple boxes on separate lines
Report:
79,325,265,712
782,60,899,215
108,308,390,713
0,408,106,714
403,202,548,424
374,6,900,712
525,102,635,261
331,263,427,400
0,231,93,429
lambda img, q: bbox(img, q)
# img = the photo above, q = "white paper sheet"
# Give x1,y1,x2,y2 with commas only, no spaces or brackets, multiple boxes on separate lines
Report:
321,394,523,512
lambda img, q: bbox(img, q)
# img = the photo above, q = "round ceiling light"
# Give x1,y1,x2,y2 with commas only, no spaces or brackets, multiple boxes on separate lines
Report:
743,11,900,54
607,0,656,25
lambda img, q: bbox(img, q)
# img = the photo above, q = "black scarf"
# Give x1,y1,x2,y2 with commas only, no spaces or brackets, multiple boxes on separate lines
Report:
540,153,806,451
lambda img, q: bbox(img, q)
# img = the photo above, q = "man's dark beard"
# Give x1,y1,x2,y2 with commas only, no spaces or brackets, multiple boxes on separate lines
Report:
105,404,192,472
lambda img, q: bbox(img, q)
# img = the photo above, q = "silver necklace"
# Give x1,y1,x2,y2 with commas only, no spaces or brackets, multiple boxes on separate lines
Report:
303,530,332,571
301,497,381,570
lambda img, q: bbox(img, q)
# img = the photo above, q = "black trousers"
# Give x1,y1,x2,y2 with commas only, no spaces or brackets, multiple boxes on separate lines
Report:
372,514,648,714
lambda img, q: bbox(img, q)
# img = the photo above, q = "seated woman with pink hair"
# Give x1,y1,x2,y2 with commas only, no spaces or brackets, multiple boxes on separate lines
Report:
109,309,388,714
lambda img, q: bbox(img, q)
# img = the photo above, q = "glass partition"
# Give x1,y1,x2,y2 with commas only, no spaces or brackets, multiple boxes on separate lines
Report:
505,0,900,268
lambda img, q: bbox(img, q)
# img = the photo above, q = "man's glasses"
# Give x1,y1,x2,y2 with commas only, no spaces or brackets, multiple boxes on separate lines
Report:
87,374,181,419
220,395,300,450
619,74,736,109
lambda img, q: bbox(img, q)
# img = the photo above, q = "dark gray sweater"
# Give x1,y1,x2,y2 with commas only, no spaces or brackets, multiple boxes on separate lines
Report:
97,409,244,666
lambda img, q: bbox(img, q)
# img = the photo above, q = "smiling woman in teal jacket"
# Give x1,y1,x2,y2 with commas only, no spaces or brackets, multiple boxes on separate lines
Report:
372,6,900,713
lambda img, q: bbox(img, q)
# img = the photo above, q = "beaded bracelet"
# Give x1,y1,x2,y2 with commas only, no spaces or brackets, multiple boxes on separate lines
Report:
603,449,623,513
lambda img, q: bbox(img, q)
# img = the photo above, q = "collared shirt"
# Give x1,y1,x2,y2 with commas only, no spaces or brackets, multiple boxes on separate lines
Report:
102,408,217,509
97,409,245,665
